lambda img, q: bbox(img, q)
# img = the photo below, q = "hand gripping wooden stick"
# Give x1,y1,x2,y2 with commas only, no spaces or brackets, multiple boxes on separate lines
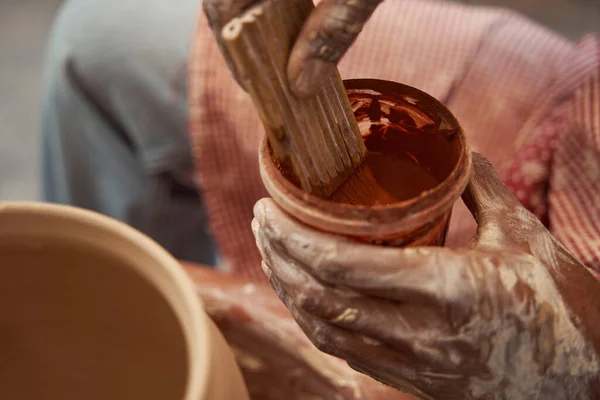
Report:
219,0,367,198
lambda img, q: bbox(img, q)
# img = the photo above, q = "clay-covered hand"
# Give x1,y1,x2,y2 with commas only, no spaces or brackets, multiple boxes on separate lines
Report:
252,152,600,400
182,263,412,400
203,0,383,97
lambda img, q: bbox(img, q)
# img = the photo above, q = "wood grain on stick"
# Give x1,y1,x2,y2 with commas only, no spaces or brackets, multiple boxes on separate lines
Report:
220,0,366,197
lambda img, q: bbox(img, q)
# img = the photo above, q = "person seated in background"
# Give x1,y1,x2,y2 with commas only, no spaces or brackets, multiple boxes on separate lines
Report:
42,0,600,398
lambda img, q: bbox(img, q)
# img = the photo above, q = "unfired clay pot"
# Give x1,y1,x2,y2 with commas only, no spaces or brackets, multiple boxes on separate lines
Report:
259,79,472,247
0,203,250,400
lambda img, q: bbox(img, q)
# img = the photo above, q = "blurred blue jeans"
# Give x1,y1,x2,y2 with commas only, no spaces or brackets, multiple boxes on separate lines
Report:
41,0,218,265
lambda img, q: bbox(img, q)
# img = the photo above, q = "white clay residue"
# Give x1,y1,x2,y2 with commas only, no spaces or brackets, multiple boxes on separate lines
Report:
232,346,266,372
331,308,359,323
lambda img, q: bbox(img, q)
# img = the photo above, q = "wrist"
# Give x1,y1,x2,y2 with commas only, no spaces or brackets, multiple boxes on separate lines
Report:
541,251,600,399
540,355,600,399
548,247,600,356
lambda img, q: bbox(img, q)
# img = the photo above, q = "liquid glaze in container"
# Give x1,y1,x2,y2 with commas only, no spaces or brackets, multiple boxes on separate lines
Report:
259,79,472,247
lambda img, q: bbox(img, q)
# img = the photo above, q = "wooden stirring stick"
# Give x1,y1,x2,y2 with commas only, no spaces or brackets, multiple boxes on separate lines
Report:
219,0,366,198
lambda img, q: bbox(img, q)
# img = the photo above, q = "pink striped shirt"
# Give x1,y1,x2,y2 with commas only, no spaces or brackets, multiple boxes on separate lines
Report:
189,0,600,282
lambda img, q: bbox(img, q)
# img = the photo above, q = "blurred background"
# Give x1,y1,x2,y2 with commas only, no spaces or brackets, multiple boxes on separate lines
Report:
1,0,599,201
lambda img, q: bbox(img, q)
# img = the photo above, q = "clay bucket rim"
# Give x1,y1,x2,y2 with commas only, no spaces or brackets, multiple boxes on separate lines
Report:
259,78,472,236
0,202,211,400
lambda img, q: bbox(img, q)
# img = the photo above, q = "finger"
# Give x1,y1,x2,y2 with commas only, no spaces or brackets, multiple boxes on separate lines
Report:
461,153,545,248
288,0,384,97
348,362,436,400
270,275,409,366
260,213,507,357
263,248,480,370
260,238,447,345
461,152,521,225
270,276,436,399
254,199,474,306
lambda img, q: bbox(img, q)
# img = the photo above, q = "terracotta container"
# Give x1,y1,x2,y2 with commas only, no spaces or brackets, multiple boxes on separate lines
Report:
259,79,471,247
0,203,250,400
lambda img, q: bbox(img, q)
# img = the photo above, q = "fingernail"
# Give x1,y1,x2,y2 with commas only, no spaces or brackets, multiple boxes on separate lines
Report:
261,261,273,278
253,200,267,226
290,59,334,98
251,218,260,238
252,220,271,263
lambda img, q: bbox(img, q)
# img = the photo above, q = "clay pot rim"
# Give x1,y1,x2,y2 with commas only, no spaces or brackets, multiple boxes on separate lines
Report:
0,202,211,400
259,79,472,236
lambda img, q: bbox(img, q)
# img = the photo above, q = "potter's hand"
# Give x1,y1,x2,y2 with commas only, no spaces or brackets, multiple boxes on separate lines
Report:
252,153,600,400
182,264,412,400
203,0,383,97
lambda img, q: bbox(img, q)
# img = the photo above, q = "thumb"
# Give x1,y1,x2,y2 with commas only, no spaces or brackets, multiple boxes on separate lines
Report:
288,0,384,98
461,153,534,248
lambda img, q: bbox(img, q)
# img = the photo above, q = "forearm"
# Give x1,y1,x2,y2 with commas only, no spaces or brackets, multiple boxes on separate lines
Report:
537,247,600,398
549,246,600,357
